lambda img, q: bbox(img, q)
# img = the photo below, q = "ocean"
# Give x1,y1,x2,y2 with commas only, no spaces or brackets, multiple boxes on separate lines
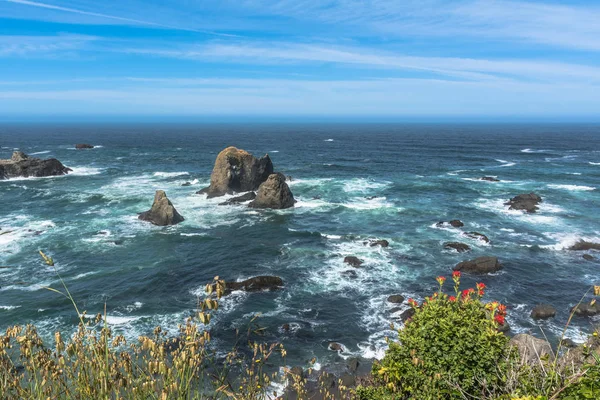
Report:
1,123,599,368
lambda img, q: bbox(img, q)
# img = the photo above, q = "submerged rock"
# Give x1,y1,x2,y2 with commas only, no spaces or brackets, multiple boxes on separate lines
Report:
436,220,464,228
198,147,273,198
75,144,94,149
328,342,344,352
248,173,295,209
453,256,502,274
138,190,184,226
218,192,256,206
0,151,71,180
344,256,363,268
444,242,471,253
530,304,556,320
505,193,542,213
510,334,553,365
583,254,595,261
480,176,500,182
571,303,600,317
225,276,283,293
464,231,490,243
367,239,389,247
387,295,405,304
181,181,192,187
569,241,600,251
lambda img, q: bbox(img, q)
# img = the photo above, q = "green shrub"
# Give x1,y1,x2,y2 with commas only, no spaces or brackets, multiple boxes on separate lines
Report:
372,273,510,399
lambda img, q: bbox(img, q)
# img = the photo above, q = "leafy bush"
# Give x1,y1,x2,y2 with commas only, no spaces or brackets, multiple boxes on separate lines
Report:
371,273,510,399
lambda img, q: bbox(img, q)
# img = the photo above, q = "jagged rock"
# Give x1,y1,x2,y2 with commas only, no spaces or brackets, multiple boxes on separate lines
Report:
218,192,256,205
344,256,363,268
387,295,405,304
198,147,273,198
444,242,471,253
75,144,94,149
480,176,500,182
530,304,556,319
583,254,595,261
366,239,389,247
0,151,71,179
400,308,415,322
464,231,490,243
505,193,542,213
509,334,553,365
138,190,184,226
248,174,295,209
328,342,343,352
286,175,293,182
571,303,600,317
453,256,502,274
569,241,600,251
347,358,360,373
225,276,283,293
181,181,192,187
436,220,464,228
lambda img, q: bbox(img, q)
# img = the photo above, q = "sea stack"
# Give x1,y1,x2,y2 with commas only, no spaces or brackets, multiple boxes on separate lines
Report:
138,190,184,226
505,193,542,213
248,173,295,209
197,147,273,198
453,256,503,274
0,151,71,179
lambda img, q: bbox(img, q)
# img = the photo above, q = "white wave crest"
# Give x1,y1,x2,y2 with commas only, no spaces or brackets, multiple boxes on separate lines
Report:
548,184,596,191
152,171,190,178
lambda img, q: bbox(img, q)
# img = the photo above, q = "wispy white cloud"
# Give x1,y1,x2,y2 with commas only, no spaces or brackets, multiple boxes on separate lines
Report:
0,33,98,57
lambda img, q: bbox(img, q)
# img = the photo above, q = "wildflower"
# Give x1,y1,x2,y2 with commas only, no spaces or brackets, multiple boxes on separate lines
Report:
476,282,486,296
497,304,507,315
461,289,470,299
595,285,600,296
408,298,418,308
449,296,457,302
494,314,505,326
436,276,446,286
452,271,461,279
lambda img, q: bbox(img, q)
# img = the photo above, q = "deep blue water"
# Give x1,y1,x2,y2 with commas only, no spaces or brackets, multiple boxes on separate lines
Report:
1,123,599,368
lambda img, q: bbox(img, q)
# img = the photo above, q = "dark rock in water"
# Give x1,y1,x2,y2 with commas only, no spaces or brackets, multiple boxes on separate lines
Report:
225,276,283,293
113,240,124,245
583,254,595,261
344,256,363,268
480,176,500,182
571,303,600,317
312,195,321,200
347,357,360,373
319,371,336,389
530,304,556,319
138,190,184,226
367,239,389,248
198,147,273,198
0,151,71,180
444,242,471,253
505,193,542,213
341,270,358,279
282,323,291,332
436,219,463,228
569,241,600,251
328,342,343,352
400,308,415,322
248,173,295,209
75,144,94,149
181,181,192,187
286,175,293,182
387,295,405,304
365,196,378,200
218,192,256,206
464,231,490,243
454,256,502,274
561,338,578,348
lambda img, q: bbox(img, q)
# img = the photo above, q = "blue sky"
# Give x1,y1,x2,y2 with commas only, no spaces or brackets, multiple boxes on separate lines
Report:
1,0,600,120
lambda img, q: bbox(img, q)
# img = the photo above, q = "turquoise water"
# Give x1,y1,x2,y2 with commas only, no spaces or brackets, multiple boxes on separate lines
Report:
1,123,599,367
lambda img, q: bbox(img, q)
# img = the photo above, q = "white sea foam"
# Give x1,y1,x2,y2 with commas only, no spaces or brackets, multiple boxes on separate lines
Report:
521,148,547,153
342,178,391,194
495,159,516,167
542,232,600,251
0,305,20,310
474,198,562,225
152,171,190,178
589,162,600,166
270,150,279,153
548,184,596,191
69,167,103,176
324,139,334,142
30,150,51,155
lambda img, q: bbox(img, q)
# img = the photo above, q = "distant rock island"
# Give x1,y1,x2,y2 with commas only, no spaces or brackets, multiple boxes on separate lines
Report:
0,151,71,180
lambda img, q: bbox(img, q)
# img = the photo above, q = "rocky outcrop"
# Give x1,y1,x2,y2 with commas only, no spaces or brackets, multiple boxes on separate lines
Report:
436,220,464,228
480,176,500,182
387,295,405,304
75,144,94,149
569,241,600,251
444,242,471,253
453,256,502,274
366,239,389,247
530,304,556,319
560,333,600,370
344,256,363,268
505,193,542,213
0,151,71,179
198,147,273,198
218,192,256,206
571,302,600,317
583,254,595,261
248,173,295,209
464,231,490,243
225,276,283,293
510,334,553,365
138,190,184,226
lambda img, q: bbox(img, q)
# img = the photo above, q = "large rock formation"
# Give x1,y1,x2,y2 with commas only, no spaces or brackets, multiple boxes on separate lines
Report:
530,304,556,319
138,190,184,226
453,256,502,274
569,241,600,251
505,193,542,213
0,151,71,179
198,147,273,198
509,334,553,365
248,173,295,209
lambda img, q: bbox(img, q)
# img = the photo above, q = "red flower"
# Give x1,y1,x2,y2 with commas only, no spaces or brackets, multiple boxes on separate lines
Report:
449,296,457,302
498,304,507,314
476,282,486,290
408,298,418,308
452,271,461,279
436,276,446,285
461,289,470,299
468,288,475,295
494,314,505,326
